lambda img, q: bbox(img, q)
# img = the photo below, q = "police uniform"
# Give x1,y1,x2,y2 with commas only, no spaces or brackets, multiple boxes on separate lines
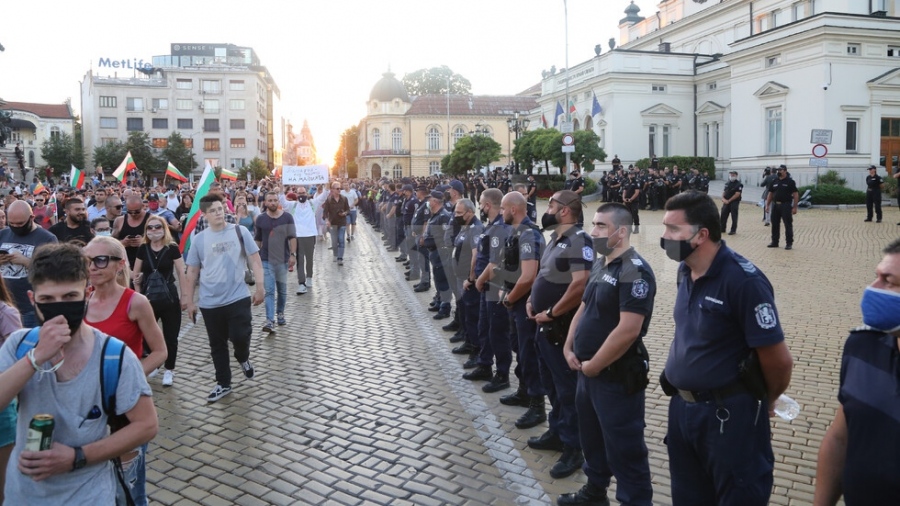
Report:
570,247,655,505
767,173,799,248
865,169,884,222
720,177,744,234
526,179,538,221
529,225,593,469
622,176,641,228
410,191,432,286
399,190,417,261
452,216,484,351
663,244,784,505
423,198,453,316
651,173,666,211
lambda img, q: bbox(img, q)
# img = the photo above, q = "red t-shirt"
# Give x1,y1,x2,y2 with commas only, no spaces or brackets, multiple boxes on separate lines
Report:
85,288,143,358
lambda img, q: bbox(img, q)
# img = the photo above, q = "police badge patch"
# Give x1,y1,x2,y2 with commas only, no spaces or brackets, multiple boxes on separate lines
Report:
754,303,777,329
491,237,499,248
631,279,649,299
582,246,594,262
522,243,532,254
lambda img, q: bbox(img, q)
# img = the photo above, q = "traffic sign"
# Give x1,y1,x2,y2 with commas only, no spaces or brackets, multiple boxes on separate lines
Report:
810,129,832,144
809,157,829,167
562,146,575,153
562,133,574,146
812,144,828,158
560,121,574,133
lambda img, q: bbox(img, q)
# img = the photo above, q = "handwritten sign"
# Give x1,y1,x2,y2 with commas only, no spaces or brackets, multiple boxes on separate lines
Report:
282,164,329,185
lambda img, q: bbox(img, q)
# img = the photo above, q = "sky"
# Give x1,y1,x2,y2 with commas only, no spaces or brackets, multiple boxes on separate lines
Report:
0,0,657,167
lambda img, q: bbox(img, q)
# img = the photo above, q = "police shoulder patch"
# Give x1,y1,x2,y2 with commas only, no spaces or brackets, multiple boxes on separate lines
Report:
582,246,594,262
631,279,650,299
631,258,644,267
738,258,757,274
521,242,532,254
491,236,500,248
754,303,777,329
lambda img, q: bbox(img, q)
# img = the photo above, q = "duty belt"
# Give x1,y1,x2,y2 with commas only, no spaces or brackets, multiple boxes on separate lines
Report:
677,381,747,403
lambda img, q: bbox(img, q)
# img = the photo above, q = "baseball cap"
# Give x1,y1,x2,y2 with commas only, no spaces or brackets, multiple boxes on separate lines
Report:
401,184,413,192
778,164,788,171
449,180,465,194
147,192,160,201
430,190,444,199
416,185,429,193
868,165,877,170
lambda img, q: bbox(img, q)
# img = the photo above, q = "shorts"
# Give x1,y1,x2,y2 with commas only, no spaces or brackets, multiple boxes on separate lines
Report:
0,400,17,447
347,209,358,225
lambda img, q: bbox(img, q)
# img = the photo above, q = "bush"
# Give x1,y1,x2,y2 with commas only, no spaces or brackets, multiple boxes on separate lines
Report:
817,170,847,187
633,156,717,180
798,184,866,205
883,175,898,198
534,174,597,197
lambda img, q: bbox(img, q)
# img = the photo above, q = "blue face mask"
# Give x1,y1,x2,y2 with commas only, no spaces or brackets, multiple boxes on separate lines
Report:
860,286,900,333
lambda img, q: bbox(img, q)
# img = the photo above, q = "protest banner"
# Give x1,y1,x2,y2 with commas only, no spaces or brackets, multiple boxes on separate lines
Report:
282,164,330,185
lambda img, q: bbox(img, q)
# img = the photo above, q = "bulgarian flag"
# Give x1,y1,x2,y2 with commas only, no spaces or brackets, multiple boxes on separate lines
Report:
33,182,46,195
48,192,57,216
541,113,548,128
165,161,188,182
220,168,238,181
69,164,85,189
179,162,216,254
112,151,137,184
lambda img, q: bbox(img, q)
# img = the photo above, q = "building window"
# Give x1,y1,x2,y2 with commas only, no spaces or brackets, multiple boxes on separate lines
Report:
229,99,245,110
773,9,788,27
392,164,403,179
846,119,859,152
372,128,381,150
102,116,119,128
176,78,192,90
229,80,245,91
176,99,192,110
429,161,441,175
100,96,117,108
126,118,144,132
662,125,670,157
126,97,144,112
50,126,61,139
889,46,900,57
101,137,117,145
204,119,219,132
152,118,168,129
202,99,219,113
453,126,466,148
204,139,220,151
652,84,667,93
757,14,770,32
230,158,246,169
847,43,861,56
707,82,717,91
230,119,245,129
392,127,402,152
151,98,168,110
766,54,781,68
810,0,822,14
184,139,194,149
201,80,221,94
152,138,168,149
427,127,441,150
872,0,887,12
584,116,593,131
648,125,656,157
177,118,193,129
792,1,806,21
231,138,246,149
573,119,580,131
766,106,783,155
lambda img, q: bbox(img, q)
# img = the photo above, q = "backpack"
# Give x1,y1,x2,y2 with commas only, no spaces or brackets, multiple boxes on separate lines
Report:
15,327,127,428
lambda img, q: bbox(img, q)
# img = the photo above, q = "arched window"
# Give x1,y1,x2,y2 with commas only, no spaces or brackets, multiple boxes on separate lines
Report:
371,164,382,179
427,127,441,151
481,126,494,139
372,128,381,150
392,127,402,152
392,164,403,179
429,161,441,175
452,126,466,148
584,116,593,131
573,119,580,131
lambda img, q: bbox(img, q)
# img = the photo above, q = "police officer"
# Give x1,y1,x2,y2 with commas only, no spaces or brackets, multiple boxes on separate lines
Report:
694,168,710,194
411,186,432,292
622,171,641,233
467,189,512,384
864,165,884,223
395,185,413,262
760,167,777,226
422,190,453,318
514,183,537,224
611,154,621,171
666,167,681,200
660,191,793,505
650,154,659,171
442,181,467,332
527,190,592,480
496,191,545,399
525,175,538,222
720,170,743,235
607,170,622,203
558,202,655,506
566,170,585,197
651,169,666,211
449,199,483,360
765,165,799,250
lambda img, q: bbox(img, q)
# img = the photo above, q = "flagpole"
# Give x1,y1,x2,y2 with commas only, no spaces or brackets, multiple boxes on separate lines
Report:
564,0,571,176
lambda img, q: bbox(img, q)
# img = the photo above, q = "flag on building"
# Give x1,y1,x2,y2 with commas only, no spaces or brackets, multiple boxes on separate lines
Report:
179,162,216,253
591,92,603,116
569,99,577,115
541,113,548,128
33,182,46,195
112,151,137,184
165,162,188,182
553,101,564,127
69,165,85,189
220,168,238,181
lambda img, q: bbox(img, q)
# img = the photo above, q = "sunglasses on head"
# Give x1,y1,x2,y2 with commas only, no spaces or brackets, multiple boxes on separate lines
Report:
146,224,164,231
88,255,122,269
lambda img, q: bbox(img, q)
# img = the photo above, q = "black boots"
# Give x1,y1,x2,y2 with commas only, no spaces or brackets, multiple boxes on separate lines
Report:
514,396,547,429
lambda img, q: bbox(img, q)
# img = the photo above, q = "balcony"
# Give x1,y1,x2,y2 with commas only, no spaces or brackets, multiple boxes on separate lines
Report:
360,149,410,157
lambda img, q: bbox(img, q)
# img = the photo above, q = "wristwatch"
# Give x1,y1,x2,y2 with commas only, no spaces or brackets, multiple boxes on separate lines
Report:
290,252,297,257
546,306,555,319
73,446,87,470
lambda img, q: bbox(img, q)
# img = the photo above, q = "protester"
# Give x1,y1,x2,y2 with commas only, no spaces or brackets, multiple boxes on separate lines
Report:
0,201,58,326
0,277,21,505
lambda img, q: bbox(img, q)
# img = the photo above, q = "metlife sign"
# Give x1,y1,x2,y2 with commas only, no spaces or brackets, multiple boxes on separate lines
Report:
97,58,152,70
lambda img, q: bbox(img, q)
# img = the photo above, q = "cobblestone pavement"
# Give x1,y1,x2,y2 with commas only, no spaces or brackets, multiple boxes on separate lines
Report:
147,199,898,505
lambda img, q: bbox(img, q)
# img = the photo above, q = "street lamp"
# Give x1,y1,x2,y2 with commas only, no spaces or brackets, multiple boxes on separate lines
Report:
507,112,530,175
470,122,489,176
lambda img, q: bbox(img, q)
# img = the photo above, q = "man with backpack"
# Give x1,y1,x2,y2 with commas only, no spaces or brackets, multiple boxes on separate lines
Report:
0,242,157,504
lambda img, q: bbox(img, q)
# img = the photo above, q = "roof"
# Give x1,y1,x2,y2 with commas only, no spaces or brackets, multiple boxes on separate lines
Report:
517,82,542,97
370,71,410,103
406,95,538,116
0,101,72,119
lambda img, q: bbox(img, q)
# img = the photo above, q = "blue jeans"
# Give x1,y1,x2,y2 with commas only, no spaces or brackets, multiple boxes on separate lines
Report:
116,443,147,506
330,226,346,258
263,261,288,321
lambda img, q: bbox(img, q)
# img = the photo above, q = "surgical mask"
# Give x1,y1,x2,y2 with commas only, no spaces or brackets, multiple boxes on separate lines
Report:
36,300,87,335
95,230,111,237
298,195,308,203
541,212,559,230
9,217,32,237
147,231,164,241
592,228,622,257
660,230,700,262
730,176,738,182
860,286,900,333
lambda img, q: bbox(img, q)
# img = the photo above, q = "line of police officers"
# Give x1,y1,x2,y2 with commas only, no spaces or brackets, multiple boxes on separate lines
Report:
367,176,793,506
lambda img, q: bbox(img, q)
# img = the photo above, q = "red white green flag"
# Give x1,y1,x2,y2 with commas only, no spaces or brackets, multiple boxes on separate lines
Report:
178,162,216,254
220,168,238,181
69,164,85,189
33,182,46,195
112,151,137,184
165,161,188,182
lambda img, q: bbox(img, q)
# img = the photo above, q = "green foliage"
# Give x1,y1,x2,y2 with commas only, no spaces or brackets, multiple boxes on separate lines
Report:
92,140,127,176
401,66,472,96
443,135,502,177
238,158,269,181
816,169,847,187
514,129,606,175
883,174,897,198
39,132,83,177
159,132,195,176
535,175,597,196
125,131,161,174
634,156,717,179
549,130,606,173
798,184,866,205
332,125,359,178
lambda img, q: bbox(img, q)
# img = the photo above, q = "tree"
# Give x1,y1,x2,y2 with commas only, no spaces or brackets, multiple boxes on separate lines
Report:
92,140,127,177
550,130,606,173
158,132,196,176
238,157,268,181
331,125,359,179
443,135,502,177
40,132,82,177
124,131,160,175
402,66,472,96
513,129,560,175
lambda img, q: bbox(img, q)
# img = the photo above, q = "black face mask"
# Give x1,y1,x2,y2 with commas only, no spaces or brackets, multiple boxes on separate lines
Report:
660,231,700,262
541,212,559,230
10,217,33,237
298,195,308,203
479,210,488,222
453,215,467,227
592,229,621,257
36,300,87,335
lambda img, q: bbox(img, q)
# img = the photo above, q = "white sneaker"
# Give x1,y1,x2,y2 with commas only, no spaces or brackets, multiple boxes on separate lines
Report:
306,278,312,287
296,283,307,295
162,370,174,387
148,368,159,379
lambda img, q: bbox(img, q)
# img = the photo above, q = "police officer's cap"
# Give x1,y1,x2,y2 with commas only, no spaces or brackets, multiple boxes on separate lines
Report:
778,164,788,171
401,184,413,192
430,190,444,199
449,180,465,194
868,165,877,171
416,185,429,193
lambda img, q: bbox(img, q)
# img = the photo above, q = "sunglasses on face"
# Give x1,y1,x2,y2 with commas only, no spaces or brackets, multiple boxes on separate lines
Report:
146,224,164,231
88,255,122,269
111,205,123,210
34,200,44,203
127,209,142,215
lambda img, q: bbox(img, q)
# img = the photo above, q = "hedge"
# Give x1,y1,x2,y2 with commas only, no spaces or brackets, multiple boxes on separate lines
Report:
798,184,866,205
535,175,597,197
633,156,717,180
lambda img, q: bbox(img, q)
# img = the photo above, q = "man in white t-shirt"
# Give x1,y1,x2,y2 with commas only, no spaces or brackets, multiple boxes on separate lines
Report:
280,185,325,294
341,182,360,242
